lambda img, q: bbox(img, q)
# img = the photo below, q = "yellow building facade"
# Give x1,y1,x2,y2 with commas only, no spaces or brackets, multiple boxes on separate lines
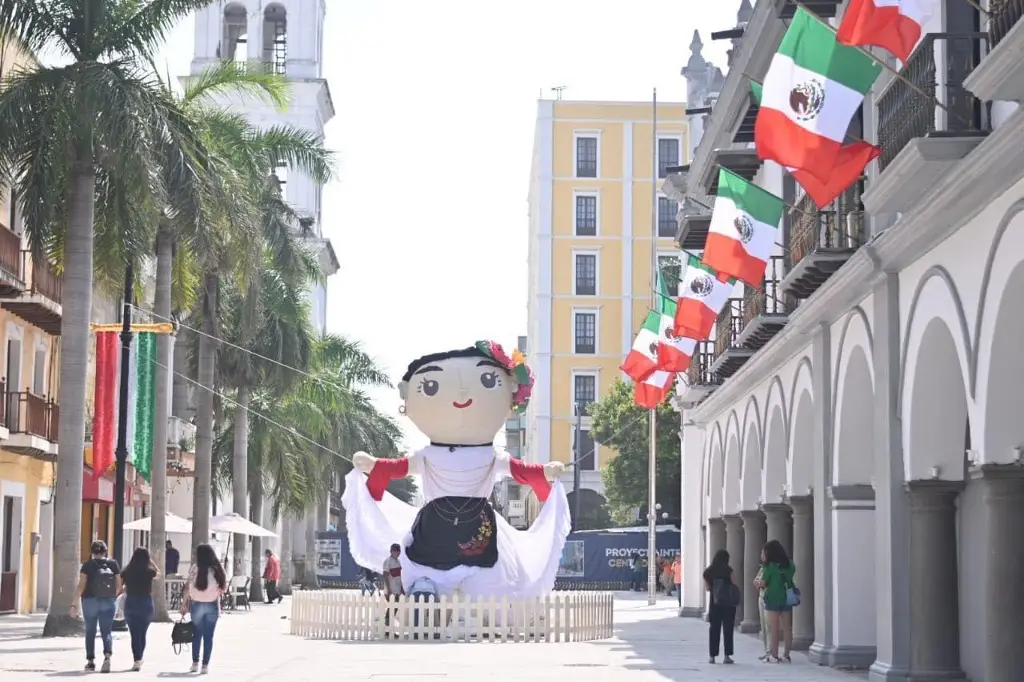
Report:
526,100,688,516
0,39,62,615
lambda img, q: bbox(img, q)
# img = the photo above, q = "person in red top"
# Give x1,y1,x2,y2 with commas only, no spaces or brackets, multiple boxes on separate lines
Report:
262,549,282,604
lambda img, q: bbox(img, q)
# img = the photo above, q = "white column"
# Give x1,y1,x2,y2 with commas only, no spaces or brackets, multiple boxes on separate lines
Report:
681,422,705,617
828,484,877,668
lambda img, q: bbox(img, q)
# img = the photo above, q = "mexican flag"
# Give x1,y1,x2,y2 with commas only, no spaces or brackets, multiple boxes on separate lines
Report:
621,274,697,379
751,82,880,209
702,168,784,286
836,0,937,63
634,370,674,409
673,255,735,341
755,7,881,183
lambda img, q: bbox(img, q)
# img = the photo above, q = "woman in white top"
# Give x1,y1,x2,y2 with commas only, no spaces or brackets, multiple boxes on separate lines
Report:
180,543,227,674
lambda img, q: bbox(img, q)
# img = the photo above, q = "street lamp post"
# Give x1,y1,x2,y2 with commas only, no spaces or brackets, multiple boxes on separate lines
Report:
111,263,135,566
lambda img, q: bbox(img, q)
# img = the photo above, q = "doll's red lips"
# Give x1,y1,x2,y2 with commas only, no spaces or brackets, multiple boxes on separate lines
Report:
453,399,473,409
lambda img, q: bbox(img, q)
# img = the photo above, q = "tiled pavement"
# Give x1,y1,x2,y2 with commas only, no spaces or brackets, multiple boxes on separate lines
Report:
0,592,864,681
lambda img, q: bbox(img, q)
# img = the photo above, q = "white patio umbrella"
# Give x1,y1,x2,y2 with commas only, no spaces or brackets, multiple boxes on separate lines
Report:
123,512,193,534
209,512,278,538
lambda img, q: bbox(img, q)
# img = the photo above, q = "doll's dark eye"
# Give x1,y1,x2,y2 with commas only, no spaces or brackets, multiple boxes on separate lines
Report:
480,372,499,389
421,379,439,396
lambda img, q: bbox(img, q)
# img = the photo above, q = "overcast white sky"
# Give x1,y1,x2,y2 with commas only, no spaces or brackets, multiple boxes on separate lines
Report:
154,1,739,449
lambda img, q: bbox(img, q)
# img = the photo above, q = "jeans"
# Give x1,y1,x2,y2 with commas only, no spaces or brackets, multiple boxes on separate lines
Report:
123,595,154,662
190,601,219,665
82,597,116,661
708,604,736,658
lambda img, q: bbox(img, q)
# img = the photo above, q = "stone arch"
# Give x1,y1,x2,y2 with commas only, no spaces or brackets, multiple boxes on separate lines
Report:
723,413,742,514
741,396,762,462
707,425,725,518
787,358,815,496
761,377,788,461
981,259,1024,466
222,2,248,63
902,314,971,482
833,346,874,485
763,403,787,503
566,489,609,529
263,2,288,75
741,421,761,510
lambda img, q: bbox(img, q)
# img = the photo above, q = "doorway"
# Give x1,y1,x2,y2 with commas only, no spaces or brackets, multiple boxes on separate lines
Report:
0,495,23,613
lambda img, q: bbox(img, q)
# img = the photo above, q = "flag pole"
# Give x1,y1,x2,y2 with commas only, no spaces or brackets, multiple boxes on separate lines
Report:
647,87,659,607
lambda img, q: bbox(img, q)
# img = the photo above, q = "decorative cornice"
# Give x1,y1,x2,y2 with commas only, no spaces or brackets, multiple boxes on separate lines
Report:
690,105,1024,425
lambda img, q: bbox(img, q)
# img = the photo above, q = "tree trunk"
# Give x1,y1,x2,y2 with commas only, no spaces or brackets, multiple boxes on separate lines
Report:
304,512,319,589
43,163,94,637
279,514,293,595
191,275,218,547
231,384,250,578
248,477,265,603
171,329,191,420
149,222,173,622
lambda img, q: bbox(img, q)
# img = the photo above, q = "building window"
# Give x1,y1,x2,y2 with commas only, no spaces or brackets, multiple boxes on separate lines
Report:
575,194,597,236
658,138,680,178
573,373,597,415
575,428,596,471
658,255,680,297
576,136,598,177
574,312,596,354
262,5,287,75
574,253,597,296
658,197,678,238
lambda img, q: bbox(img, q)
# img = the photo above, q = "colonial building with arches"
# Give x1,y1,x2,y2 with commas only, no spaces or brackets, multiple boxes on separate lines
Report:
669,2,1024,681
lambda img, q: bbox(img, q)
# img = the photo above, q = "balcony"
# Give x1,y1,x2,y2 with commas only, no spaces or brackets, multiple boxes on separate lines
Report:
676,340,721,407
781,182,867,300
167,416,196,455
964,1,1024,102
0,225,24,297
737,256,792,351
863,33,989,216
776,0,842,20
329,488,342,513
698,148,763,195
0,252,63,335
710,299,752,378
4,390,59,458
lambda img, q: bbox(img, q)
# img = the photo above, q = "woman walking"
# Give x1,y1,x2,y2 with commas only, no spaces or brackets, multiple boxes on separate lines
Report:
181,544,227,674
71,541,121,672
119,547,160,671
758,539,796,663
703,549,738,664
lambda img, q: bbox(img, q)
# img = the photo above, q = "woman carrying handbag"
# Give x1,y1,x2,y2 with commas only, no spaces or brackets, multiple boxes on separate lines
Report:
180,544,227,675
757,539,798,663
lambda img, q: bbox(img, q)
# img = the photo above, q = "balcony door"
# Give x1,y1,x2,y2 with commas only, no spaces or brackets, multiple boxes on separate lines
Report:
6,338,20,431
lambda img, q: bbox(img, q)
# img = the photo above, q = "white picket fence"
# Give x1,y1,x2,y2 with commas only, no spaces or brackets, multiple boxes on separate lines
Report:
290,590,614,642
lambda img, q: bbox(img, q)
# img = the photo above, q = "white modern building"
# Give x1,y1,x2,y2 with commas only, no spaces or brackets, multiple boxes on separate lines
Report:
185,0,339,582
673,2,1024,681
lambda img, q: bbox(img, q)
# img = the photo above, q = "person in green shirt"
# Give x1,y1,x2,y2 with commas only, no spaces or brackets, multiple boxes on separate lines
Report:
756,539,796,663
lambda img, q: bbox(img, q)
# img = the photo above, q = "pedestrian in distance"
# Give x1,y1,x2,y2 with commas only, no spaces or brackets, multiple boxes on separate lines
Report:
181,543,227,675
263,549,283,604
703,549,740,665
71,540,121,673
119,546,160,671
757,539,797,663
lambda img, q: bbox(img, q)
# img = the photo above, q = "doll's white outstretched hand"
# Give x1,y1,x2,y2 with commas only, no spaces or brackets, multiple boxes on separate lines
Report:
543,461,565,480
352,451,377,473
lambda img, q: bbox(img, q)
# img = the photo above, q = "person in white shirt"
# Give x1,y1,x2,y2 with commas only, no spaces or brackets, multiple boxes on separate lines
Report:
181,544,226,674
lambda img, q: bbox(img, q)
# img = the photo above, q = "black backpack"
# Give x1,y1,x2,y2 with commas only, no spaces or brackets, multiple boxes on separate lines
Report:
90,560,118,599
712,577,740,608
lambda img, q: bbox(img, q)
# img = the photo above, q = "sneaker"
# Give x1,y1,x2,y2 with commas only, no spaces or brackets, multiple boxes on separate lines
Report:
85,660,96,671
708,657,715,664
723,656,734,664
190,662,199,673
132,661,142,671
201,665,209,675
100,658,111,673
277,596,283,604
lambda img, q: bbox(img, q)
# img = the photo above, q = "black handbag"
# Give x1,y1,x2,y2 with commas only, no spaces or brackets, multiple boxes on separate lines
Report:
171,617,194,654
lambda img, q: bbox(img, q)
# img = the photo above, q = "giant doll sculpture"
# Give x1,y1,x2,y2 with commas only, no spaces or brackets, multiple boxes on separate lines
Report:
342,341,571,598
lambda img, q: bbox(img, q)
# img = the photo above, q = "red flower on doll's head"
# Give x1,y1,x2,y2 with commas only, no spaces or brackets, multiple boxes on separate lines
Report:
475,340,536,414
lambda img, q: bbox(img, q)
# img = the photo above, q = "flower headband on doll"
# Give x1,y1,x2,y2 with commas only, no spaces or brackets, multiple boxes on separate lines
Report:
475,340,535,414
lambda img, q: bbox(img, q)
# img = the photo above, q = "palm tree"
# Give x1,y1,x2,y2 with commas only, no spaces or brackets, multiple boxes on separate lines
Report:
0,0,219,636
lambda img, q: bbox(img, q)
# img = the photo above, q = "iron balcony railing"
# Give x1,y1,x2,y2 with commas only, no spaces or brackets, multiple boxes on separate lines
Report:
685,340,720,387
6,390,59,442
786,180,867,271
989,0,1024,48
0,225,21,284
743,255,792,325
20,251,63,304
329,489,342,510
714,298,746,359
876,32,988,172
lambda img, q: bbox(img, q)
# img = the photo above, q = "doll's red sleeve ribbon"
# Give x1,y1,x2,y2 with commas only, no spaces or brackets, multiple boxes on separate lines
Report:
509,458,551,502
366,457,410,501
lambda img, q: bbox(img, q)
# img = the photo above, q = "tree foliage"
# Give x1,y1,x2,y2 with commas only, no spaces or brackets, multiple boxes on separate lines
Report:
588,379,680,519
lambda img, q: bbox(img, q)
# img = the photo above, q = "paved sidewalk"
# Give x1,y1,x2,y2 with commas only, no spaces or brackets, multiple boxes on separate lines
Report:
0,593,863,680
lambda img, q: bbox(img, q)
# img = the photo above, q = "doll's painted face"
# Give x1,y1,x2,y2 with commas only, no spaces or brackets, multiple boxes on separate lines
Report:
399,355,516,445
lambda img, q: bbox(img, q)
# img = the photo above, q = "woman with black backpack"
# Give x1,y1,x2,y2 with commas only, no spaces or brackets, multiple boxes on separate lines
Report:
703,548,739,664
71,541,121,672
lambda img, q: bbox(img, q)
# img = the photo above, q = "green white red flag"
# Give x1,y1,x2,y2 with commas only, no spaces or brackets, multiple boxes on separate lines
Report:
673,255,735,341
836,0,937,63
750,82,879,209
755,8,881,183
621,272,696,379
702,169,784,286
634,370,674,409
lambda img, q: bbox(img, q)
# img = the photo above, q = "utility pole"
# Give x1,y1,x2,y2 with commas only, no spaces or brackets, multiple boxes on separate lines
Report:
572,402,583,530
647,88,659,606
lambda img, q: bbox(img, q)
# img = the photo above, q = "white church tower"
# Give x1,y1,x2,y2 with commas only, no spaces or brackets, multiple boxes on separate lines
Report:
189,0,338,335
187,0,338,586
